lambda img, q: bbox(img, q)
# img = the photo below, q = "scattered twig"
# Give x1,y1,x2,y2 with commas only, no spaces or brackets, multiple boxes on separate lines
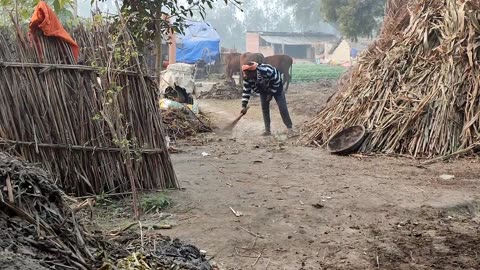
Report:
139,221,144,252
252,252,262,266
208,162,225,174
265,259,271,269
251,236,258,249
6,175,14,203
421,144,479,165
239,226,264,239
109,222,137,236
230,207,243,217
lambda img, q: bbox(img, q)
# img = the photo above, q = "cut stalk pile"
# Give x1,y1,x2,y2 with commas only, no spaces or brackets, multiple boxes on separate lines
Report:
0,152,108,269
161,108,214,139
0,21,178,196
302,0,480,158
0,152,213,270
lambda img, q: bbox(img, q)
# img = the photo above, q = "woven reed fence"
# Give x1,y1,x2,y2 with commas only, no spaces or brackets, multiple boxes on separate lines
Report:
0,21,178,196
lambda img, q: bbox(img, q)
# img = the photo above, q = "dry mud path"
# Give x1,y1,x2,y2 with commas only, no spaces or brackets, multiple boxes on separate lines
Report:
97,83,480,269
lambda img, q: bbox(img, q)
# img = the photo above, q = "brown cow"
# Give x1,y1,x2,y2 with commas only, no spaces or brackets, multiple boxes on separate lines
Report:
223,52,241,85
265,54,293,93
239,52,265,85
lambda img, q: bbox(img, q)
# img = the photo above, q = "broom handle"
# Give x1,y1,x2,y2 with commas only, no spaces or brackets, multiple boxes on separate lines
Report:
237,106,250,120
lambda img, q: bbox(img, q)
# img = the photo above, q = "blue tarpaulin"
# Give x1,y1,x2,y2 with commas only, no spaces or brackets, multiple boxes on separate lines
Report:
350,48,359,58
176,20,220,64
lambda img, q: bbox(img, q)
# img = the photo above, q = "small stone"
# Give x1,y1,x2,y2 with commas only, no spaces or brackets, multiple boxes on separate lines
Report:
439,174,455,180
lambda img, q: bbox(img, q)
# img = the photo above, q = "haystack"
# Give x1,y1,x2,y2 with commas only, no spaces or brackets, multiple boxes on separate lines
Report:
302,0,480,158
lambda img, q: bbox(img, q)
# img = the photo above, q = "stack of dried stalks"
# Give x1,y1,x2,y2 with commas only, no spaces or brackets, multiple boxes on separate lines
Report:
0,19,178,197
0,152,213,270
302,0,480,158
0,152,108,269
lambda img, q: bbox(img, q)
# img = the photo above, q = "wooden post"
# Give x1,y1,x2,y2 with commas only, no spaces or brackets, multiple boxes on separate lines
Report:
324,42,328,62
154,11,163,86
168,19,176,64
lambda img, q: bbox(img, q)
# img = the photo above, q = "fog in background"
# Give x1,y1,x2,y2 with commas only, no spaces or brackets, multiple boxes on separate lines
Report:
201,0,337,50
76,0,337,51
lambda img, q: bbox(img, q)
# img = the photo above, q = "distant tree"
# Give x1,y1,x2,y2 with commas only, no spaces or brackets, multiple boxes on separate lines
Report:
285,0,321,29
201,2,244,49
320,0,385,40
0,0,74,24
204,0,298,51
283,0,337,34
91,0,241,80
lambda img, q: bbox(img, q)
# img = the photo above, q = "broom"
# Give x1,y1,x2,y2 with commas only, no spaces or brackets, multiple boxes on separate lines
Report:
223,107,249,131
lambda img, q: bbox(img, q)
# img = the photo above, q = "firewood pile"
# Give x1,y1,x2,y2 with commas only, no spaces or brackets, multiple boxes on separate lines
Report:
302,0,480,158
0,152,214,270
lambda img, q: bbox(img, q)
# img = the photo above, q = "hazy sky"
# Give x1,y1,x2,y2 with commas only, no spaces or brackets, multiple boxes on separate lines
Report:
77,0,116,17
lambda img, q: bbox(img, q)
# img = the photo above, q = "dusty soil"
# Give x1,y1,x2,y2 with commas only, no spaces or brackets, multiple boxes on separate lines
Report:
0,252,48,270
92,82,480,270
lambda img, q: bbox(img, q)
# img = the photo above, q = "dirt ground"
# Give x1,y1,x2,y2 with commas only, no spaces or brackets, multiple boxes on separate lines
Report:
93,81,480,270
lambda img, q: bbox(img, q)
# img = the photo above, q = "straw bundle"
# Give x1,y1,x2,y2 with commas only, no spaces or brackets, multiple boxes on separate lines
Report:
0,20,178,196
302,0,480,158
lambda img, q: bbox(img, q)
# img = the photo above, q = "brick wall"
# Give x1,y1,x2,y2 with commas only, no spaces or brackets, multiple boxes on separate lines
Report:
259,46,274,57
246,32,260,53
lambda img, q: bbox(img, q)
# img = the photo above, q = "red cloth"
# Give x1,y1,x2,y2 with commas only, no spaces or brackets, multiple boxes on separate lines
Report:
29,1,79,62
241,62,258,72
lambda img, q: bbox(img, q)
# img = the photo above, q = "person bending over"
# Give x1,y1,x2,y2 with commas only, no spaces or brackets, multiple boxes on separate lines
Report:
240,62,293,135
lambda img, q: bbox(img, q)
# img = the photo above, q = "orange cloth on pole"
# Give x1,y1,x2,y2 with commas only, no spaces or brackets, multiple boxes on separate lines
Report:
241,62,258,72
29,1,79,62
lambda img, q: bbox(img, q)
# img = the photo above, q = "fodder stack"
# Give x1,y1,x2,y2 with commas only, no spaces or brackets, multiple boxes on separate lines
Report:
303,0,480,158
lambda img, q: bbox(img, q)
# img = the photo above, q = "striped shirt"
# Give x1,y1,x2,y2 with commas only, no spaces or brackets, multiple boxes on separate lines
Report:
242,64,282,108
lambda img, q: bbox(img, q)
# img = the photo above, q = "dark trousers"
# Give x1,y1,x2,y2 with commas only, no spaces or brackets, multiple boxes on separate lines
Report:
260,91,293,132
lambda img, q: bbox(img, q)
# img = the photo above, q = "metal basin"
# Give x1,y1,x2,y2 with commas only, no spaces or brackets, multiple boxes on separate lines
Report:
327,125,366,155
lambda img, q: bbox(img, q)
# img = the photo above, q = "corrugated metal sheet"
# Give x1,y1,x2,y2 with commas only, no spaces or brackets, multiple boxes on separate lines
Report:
260,35,336,45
